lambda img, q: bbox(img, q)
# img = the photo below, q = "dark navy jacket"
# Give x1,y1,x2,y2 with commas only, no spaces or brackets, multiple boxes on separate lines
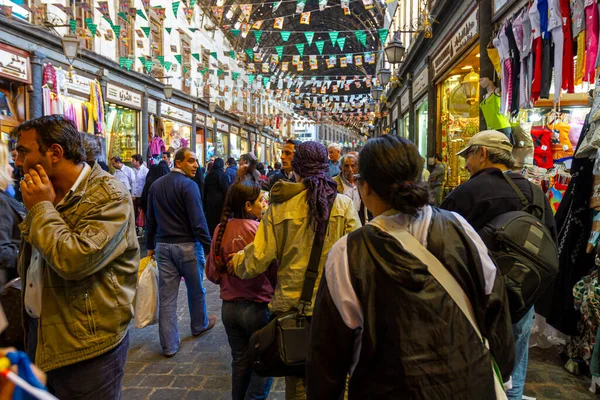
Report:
146,171,212,253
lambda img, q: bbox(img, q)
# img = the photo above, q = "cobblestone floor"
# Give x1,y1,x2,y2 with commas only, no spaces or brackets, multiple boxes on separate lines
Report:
123,281,599,399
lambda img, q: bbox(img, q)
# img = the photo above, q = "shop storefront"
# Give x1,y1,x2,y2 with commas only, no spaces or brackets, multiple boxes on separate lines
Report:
215,120,229,159
433,6,479,188
240,128,249,154
0,44,30,144
106,83,142,163
399,88,409,138
260,135,267,163
195,113,206,165
230,125,242,159
162,102,192,154
391,104,399,136
413,67,429,158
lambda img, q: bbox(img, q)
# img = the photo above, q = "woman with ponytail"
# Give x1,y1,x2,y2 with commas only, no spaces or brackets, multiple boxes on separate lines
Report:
228,141,360,398
306,135,515,400
206,181,276,400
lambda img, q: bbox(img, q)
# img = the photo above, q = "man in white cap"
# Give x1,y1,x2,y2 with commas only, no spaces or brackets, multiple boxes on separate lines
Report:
441,130,556,400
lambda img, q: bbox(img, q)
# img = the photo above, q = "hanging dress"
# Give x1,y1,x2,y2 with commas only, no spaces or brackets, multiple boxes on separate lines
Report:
584,0,598,83
530,0,544,102
548,0,564,102
561,0,575,93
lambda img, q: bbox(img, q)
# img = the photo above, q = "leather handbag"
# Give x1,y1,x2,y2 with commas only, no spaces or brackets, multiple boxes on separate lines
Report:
248,199,334,378
370,216,509,400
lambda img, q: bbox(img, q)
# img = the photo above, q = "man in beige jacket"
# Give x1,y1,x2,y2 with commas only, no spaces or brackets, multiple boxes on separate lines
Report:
12,115,139,399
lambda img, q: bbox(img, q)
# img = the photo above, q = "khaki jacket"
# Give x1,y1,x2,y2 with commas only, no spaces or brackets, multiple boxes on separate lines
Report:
18,162,139,371
232,181,360,315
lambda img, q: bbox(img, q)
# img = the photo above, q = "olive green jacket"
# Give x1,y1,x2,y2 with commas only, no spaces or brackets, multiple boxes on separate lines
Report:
18,162,139,371
232,181,360,315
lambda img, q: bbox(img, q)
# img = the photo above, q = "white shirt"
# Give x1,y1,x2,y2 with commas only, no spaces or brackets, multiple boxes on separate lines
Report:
113,165,135,192
25,163,91,318
339,175,361,214
133,164,149,197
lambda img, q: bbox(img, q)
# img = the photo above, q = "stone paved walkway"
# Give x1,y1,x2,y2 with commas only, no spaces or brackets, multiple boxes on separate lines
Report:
123,280,599,399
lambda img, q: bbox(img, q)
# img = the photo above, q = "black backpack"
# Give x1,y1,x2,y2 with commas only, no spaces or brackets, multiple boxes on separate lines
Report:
478,173,559,323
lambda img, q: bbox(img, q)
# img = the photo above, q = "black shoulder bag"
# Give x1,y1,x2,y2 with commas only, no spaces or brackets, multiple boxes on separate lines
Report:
248,198,335,378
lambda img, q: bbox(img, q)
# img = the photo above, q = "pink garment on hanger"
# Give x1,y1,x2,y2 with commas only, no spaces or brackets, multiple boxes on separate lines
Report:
584,1,598,83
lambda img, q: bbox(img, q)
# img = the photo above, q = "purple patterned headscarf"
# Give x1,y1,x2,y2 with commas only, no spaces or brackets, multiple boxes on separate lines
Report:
291,141,337,239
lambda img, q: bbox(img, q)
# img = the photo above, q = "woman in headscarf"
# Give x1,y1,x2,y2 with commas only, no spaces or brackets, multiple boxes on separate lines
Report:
228,141,361,398
203,157,230,235
235,153,261,183
140,160,170,215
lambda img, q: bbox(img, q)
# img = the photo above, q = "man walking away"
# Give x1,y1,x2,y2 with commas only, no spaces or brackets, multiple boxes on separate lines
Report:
226,157,238,185
441,130,557,400
131,154,149,235
111,156,135,194
146,147,216,357
12,115,138,399
262,140,300,192
429,154,446,206
327,143,341,177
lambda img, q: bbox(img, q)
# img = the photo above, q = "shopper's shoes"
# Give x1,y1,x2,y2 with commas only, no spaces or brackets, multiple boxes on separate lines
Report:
192,315,217,337
163,349,178,358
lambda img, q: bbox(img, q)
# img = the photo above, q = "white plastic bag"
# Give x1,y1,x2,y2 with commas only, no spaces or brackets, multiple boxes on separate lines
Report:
134,259,159,328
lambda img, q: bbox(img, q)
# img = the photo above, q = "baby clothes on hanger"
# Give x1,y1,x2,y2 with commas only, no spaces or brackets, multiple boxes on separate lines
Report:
531,125,555,168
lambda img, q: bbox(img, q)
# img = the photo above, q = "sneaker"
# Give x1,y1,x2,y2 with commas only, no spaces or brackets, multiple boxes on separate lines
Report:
163,350,178,358
192,315,217,337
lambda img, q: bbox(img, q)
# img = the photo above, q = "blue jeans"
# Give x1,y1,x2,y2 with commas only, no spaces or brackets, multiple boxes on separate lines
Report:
156,242,209,354
222,300,273,400
506,307,535,400
46,332,129,399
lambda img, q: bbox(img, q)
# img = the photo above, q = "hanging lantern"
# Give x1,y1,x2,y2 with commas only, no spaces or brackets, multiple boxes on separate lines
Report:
462,68,480,105
377,68,391,86
370,86,383,101
384,31,406,64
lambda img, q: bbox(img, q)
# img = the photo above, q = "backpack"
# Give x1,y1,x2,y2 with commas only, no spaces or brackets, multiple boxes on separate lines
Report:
478,173,559,323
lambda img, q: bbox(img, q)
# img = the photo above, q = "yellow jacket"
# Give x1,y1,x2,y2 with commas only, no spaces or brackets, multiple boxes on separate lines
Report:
232,181,361,315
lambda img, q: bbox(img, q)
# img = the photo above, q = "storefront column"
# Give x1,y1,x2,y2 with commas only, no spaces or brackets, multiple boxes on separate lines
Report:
29,53,43,119
408,74,415,143
97,73,108,104
479,0,493,130
427,57,436,159
156,100,162,118
141,89,149,158
191,105,197,152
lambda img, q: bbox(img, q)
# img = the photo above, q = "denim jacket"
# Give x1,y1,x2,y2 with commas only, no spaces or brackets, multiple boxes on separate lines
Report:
18,162,139,371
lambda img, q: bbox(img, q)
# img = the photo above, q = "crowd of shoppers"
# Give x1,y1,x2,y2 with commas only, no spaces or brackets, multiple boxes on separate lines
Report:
0,114,558,400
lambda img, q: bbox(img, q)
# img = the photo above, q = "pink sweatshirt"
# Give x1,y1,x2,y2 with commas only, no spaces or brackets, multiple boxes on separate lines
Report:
206,219,277,303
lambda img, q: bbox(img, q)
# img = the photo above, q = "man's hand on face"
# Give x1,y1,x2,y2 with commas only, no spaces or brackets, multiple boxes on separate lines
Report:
20,165,56,210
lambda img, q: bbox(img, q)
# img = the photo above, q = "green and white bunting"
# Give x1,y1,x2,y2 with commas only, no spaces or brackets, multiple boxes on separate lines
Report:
328,31,339,46
275,45,284,59
210,51,218,60
304,32,314,46
253,30,263,43
378,28,389,44
248,74,256,85
231,29,241,36
337,37,346,51
136,9,147,21
280,31,291,42
175,54,183,64
172,1,180,17
315,40,325,55
354,30,367,47
141,26,151,37
295,43,305,57
245,48,254,60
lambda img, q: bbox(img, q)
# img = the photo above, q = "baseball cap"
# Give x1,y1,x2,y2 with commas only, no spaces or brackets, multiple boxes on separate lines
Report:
456,130,514,157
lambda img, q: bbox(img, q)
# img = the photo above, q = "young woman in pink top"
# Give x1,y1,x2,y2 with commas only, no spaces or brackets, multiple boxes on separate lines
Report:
206,180,276,400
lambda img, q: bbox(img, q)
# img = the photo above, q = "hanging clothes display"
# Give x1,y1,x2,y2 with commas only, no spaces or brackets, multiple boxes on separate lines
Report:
530,0,543,102
584,0,598,83
531,125,555,168
549,0,564,102
562,0,575,93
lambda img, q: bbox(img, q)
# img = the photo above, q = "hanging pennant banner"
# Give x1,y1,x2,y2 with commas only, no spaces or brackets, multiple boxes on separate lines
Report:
248,74,256,85
292,55,300,65
241,23,250,37
184,7,194,23
252,20,264,30
230,29,241,36
297,61,304,72
275,45,284,59
326,56,336,69
332,85,338,93
295,43,305,57
172,1,180,17
337,37,346,51
340,57,347,68
273,1,282,12
141,26,150,37
254,53,263,62
362,0,373,10
245,48,254,60
310,55,318,70
210,51,218,60
247,63,256,73
355,30,367,47
262,63,270,73
328,31,339,46
240,4,252,21
211,6,223,24
315,40,325,55
300,12,310,25
153,6,166,21
296,0,306,13
304,31,315,46
274,17,284,29
253,30,263,43
378,28,389,44
319,0,328,11
271,54,279,64
282,62,289,71
365,52,375,64
343,6,350,15
280,31,291,42
355,55,363,66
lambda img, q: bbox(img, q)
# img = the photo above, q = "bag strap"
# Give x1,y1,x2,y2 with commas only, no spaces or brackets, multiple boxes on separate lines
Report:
369,216,484,341
501,172,529,209
298,196,336,314
502,171,545,221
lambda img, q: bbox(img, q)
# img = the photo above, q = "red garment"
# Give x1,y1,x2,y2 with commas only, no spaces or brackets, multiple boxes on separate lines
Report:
531,37,543,102
531,126,554,168
584,1,598,83
561,0,575,93
43,63,57,95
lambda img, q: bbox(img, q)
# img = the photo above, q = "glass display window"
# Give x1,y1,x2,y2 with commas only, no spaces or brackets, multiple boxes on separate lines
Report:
206,129,215,163
196,128,204,165
106,104,139,163
416,99,428,158
241,136,249,154
230,133,242,159
163,119,191,153
438,45,480,188
215,131,228,159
